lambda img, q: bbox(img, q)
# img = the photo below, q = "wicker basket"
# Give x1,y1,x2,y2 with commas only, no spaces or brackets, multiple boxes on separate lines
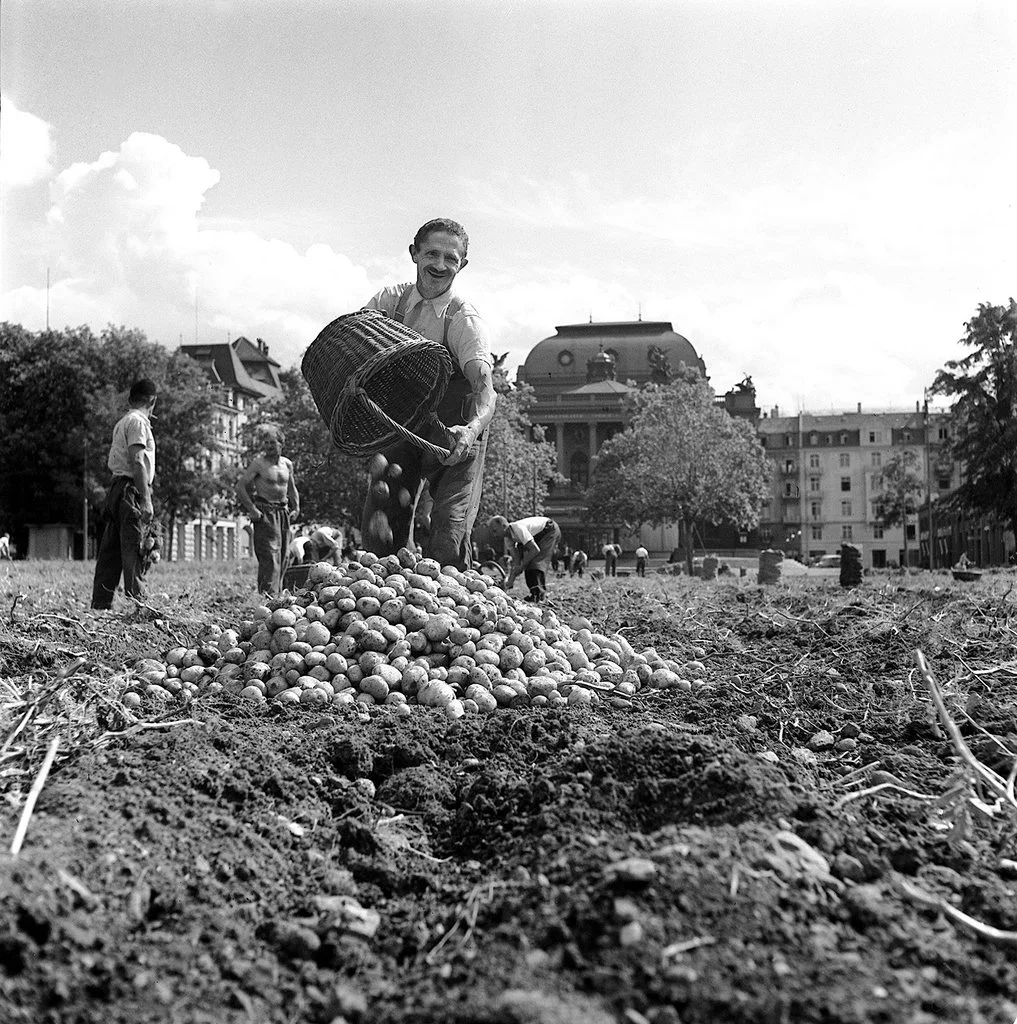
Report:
301,310,454,458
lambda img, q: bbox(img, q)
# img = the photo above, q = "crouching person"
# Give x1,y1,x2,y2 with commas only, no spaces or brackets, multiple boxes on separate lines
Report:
486,514,561,602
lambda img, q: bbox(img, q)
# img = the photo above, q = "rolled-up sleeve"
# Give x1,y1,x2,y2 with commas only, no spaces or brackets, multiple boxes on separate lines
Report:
447,305,493,369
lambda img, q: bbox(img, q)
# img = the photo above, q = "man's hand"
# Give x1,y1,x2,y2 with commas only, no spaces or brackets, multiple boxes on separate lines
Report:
442,424,477,466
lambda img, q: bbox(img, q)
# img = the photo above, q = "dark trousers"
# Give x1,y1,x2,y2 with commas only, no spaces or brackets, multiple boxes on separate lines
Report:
91,477,150,608
605,552,617,576
253,500,290,594
361,379,486,570
636,557,647,577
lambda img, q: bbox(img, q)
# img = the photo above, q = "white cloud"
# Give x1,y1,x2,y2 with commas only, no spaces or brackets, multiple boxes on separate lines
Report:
1,132,376,367
0,95,53,188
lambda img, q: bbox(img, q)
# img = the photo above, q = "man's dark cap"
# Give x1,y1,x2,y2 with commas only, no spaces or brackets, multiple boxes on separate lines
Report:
129,379,159,402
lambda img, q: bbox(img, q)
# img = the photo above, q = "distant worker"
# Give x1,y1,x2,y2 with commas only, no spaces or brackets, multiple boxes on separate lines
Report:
91,379,159,610
602,540,618,577
486,514,561,602
570,548,588,578
635,544,649,577
287,528,311,565
0,532,10,559
306,524,344,565
238,425,300,595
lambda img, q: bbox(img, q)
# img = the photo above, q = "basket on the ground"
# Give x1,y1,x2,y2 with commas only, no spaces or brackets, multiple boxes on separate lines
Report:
282,562,311,591
301,310,454,459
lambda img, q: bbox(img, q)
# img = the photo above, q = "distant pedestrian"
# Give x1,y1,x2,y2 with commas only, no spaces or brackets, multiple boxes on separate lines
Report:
635,545,649,577
238,425,300,595
570,549,588,577
0,533,10,560
91,379,159,609
486,514,561,602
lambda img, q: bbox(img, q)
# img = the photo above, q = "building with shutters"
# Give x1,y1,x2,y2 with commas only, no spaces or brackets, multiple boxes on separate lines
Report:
177,337,284,561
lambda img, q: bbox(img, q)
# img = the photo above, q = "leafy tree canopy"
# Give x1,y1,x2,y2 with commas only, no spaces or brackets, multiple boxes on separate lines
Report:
872,449,925,565
477,381,561,526
0,323,220,552
930,300,1017,536
583,369,771,573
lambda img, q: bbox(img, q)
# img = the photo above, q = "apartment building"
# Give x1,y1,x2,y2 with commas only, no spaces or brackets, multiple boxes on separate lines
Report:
756,406,956,569
177,337,284,561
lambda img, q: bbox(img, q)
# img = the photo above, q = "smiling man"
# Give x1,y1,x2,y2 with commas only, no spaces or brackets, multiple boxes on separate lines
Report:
360,218,496,569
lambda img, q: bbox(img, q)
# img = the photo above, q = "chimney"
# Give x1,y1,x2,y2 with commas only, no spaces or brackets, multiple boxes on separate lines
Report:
772,405,779,418
857,402,861,413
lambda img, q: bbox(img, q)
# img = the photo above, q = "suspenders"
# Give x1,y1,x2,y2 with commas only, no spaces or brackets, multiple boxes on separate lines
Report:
391,285,471,422
393,286,465,357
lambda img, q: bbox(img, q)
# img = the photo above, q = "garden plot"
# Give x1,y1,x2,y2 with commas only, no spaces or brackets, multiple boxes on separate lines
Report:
1,559,1015,1024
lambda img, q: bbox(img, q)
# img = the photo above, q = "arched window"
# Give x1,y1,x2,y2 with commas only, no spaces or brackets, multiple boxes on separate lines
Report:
570,451,589,488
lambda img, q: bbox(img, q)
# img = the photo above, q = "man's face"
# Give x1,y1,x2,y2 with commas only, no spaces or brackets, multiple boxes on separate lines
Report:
410,230,468,299
260,432,282,457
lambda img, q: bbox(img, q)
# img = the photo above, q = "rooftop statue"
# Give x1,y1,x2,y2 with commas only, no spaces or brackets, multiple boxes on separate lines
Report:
648,344,672,382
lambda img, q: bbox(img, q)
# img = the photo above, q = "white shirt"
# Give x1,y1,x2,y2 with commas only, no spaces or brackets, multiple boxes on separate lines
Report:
509,516,551,546
635,547,649,559
107,408,156,483
366,284,493,371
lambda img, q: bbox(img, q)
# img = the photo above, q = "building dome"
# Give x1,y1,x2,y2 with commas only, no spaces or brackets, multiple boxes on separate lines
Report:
518,320,706,400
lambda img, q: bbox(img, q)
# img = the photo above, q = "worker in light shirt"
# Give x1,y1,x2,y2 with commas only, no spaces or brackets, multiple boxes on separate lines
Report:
635,545,649,577
486,514,561,603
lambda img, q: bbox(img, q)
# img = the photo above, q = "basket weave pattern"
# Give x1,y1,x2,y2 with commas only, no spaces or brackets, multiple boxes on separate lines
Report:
301,310,454,457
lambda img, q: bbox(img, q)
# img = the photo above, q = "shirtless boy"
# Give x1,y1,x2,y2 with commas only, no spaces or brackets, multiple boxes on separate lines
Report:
238,425,300,594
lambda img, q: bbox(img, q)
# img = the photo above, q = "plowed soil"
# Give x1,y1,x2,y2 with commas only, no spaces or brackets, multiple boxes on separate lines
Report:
1,561,1015,1024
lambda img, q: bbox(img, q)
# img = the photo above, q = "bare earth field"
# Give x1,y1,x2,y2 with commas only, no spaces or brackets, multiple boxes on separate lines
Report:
1,558,1015,1024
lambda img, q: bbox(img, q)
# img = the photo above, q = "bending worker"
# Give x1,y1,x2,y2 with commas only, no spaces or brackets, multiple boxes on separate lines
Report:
360,218,497,569
486,514,561,602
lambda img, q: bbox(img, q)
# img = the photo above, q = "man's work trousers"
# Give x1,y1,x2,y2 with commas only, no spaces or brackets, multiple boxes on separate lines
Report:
636,557,647,577
361,379,486,570
521,520,561,602
253,499,290,594
91,477,151,609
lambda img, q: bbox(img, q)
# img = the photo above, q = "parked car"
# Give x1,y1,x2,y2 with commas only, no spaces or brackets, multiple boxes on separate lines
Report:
815,554,841,569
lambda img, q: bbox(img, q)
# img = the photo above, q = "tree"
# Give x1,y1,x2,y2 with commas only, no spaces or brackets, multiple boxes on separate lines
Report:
584,369,771,574
0,322,223,559
872,449,925,568
930,300,1017,539
149,351,225,559
246,369,368,529
477,381,561,524
0,324,104,550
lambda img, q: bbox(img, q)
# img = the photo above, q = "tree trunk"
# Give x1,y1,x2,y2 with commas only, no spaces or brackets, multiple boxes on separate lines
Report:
166,512,176,561
684,515,695,576
902,522,909,569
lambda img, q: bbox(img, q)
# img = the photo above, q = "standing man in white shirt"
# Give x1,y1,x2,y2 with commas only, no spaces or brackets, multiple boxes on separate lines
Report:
361,219,497,570
91,379,158,609
486,514,561,602
634,544,649,577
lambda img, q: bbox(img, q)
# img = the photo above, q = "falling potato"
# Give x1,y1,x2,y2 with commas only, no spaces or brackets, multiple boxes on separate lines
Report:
397,487,413,508
371,480,390,501
368,510,393,545
368,453,389,480
387,462,403,481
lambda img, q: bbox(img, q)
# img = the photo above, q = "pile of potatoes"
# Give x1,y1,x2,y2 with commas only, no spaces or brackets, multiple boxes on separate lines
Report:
122,548,704,718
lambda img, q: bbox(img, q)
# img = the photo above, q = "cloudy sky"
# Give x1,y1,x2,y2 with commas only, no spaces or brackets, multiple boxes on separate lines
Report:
2,0,1014,415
